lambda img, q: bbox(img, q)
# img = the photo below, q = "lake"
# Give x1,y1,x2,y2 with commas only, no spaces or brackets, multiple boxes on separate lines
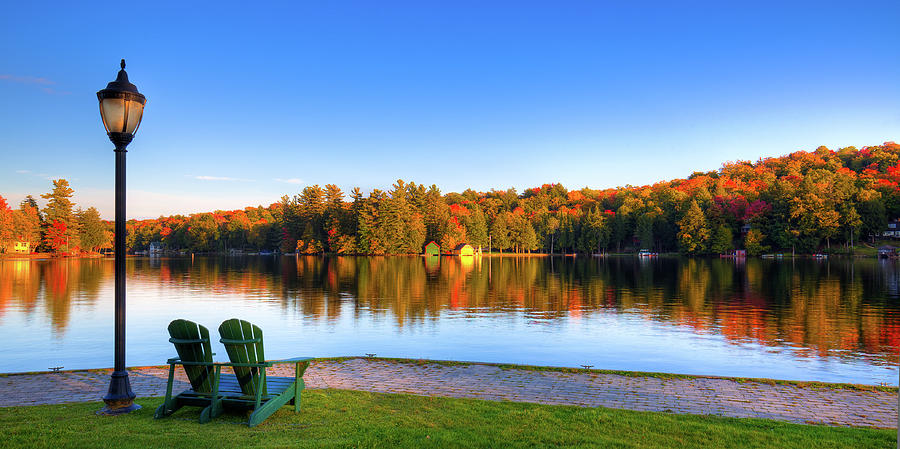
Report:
0,255,898,385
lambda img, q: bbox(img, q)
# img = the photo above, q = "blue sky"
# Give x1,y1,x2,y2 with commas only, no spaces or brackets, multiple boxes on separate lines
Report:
1,1,898,219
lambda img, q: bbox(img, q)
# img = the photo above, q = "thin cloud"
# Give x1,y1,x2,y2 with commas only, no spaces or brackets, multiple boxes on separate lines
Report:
0,74,55,85
41,87,70,95
275,178,304,185
0,75,70,95
16,170,65,180
194,175,252,182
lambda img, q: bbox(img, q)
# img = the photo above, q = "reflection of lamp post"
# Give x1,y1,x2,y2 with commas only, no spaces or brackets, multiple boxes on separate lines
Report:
97,59,146,415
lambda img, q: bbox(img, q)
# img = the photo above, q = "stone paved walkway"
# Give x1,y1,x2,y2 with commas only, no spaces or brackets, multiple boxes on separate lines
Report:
1,358,896,428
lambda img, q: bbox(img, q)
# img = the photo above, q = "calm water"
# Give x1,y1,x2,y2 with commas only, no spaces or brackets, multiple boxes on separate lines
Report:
0,255,898,385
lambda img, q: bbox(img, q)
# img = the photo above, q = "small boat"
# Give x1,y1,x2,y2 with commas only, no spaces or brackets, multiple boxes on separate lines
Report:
638,249,658,257
813,253,828,259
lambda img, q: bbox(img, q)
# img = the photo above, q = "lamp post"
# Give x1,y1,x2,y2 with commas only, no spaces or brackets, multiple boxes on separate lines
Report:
97,59,146,415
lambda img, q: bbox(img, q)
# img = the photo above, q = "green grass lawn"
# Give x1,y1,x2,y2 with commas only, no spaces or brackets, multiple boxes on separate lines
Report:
0,389,892,448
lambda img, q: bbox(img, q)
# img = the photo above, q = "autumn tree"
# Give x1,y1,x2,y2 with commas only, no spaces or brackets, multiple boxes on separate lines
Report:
743,229,769,256
13,199,41,250
0,195,13,252
677,200,709,255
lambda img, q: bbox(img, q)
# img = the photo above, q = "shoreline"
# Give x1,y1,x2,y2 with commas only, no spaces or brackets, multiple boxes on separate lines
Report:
0,252,890,260
2,356,895,392
1,357,895,428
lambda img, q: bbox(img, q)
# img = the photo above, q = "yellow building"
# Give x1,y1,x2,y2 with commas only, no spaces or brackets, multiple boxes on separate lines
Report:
13,242,30,254
452,243,475,256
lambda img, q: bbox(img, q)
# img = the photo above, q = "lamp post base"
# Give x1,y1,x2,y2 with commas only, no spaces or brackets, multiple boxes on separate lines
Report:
98,370,141,415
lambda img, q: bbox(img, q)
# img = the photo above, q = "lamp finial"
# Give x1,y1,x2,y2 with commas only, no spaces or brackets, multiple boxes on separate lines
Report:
120,59,126,70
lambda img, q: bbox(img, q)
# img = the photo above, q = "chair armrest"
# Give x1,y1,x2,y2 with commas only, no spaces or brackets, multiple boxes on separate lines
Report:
270,357,314,364
167,360,231,367
218,361,275,368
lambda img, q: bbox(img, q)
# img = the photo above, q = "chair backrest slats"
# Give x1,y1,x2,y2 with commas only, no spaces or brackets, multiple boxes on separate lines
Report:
219,318,266,396
166,319,215,393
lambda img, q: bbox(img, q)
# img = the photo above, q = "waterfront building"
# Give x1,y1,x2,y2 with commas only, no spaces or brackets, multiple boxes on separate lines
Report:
424,241,440,256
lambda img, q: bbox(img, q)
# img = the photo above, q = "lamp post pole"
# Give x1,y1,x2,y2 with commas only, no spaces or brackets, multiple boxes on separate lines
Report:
97,60,146,415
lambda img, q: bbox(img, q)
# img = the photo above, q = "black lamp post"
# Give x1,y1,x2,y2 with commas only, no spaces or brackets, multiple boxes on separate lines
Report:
97,59,146,415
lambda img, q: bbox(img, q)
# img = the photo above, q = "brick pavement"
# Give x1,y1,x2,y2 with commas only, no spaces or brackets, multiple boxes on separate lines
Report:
0,358,895,428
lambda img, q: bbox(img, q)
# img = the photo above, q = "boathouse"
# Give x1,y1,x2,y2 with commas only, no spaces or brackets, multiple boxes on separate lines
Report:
453,243,475,256
424,241,440,256
12,241,30,254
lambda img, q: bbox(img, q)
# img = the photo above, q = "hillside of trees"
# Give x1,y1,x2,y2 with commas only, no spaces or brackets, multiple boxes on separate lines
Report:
2,142,899,256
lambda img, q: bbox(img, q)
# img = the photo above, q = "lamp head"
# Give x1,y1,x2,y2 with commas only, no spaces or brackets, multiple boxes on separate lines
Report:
97,59,146,147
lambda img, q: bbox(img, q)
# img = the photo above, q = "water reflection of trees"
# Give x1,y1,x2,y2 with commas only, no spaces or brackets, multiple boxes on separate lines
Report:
2,256,899,362
0,258,107,335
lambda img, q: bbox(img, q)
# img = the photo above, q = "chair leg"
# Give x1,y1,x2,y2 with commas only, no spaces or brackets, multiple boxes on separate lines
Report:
292,361,309,413
248,389,294,427
154,364,179,419
200,365,224,424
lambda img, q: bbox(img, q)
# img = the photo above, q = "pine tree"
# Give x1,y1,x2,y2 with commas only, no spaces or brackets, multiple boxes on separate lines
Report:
635,214,654,250
460,206,489,248
77,207,107,252
41,179,79,252
708,223,733,254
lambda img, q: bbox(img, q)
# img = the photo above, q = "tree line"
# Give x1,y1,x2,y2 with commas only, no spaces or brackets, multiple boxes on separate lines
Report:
2,142,899,256
0,179,110,254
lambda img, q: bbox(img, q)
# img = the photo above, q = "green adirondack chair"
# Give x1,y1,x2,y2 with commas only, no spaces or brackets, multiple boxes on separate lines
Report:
217,318,312,427
154,319,224,423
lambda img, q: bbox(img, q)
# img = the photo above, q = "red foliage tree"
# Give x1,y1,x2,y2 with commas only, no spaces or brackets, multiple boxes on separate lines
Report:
44,220,68,254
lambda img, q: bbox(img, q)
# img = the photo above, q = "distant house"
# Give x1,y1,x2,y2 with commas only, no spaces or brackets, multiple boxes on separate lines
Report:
452,243,475,256
13,241,30,254
148,241,163,254
884,220,900,239
424,241,440,256
740,223,752,235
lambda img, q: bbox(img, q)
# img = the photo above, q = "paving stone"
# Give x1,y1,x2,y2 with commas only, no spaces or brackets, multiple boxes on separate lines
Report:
0,358,896,428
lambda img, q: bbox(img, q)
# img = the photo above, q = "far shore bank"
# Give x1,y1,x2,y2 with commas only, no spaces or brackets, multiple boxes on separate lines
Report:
2,251,894,260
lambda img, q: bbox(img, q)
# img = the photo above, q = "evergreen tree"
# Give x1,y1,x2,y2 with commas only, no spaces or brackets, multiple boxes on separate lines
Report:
634,214,654,250
41,179,79,252
77,207,107,252
422,185,448,244
461,206,489,248
708,223,733,254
